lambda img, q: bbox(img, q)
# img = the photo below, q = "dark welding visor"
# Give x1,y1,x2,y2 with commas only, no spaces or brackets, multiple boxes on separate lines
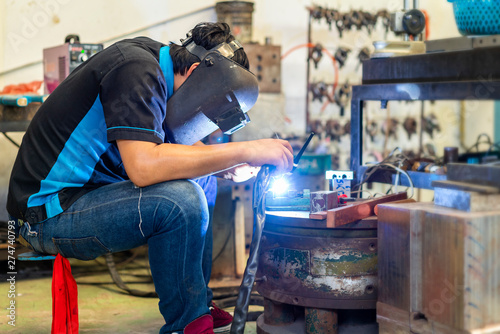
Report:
165,48,259,145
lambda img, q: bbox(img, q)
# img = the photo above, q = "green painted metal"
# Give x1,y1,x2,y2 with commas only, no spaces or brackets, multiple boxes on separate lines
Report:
311,254,378,276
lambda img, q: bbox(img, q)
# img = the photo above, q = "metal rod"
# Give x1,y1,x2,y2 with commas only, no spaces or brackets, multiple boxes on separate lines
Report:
413,0,419,9
404,0,411,10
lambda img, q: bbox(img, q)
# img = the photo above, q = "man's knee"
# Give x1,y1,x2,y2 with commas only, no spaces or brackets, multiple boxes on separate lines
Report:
150,180,209,231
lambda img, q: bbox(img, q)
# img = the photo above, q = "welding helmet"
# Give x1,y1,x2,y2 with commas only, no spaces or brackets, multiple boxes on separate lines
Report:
164,35,259,145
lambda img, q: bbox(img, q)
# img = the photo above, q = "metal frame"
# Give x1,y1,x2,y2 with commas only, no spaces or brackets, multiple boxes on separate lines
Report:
350,80,500,189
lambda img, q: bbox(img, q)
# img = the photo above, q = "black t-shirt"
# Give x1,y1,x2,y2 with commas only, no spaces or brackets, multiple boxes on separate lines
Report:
7,37,175,223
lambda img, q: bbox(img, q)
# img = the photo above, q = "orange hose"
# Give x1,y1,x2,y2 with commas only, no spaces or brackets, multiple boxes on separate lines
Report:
422,9,430,40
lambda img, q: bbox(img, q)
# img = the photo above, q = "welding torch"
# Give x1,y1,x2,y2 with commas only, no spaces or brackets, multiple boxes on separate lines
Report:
291,131,315,173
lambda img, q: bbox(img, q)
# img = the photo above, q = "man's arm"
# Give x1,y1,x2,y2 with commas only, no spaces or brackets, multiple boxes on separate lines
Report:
192,140,260,182
116,139,293,187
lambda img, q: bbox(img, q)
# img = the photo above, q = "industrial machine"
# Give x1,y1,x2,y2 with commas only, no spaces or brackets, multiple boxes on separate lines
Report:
43,35,103,94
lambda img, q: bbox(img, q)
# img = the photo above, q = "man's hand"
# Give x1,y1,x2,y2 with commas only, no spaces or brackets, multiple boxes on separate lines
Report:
244,139,294,175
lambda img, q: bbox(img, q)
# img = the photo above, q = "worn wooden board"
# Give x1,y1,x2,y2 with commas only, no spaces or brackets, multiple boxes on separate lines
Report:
377,202,500,332
326,192,407,228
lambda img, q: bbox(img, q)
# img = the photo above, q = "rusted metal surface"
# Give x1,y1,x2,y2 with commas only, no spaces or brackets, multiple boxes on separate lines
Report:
256,313,306,334
262,298,295,326
305,308,338,334
326,192,407,227
256,215,378,310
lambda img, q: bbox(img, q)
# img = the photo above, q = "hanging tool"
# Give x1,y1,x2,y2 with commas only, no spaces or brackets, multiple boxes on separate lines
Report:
334,47,351,68
381,118,400,140
308,43,324,69
326,120,344,142
403,117,417,139
422,113,440,138
356,47,371,70
366,120,379,142
335,81,351,116
325,9,340,30
310,82,329,102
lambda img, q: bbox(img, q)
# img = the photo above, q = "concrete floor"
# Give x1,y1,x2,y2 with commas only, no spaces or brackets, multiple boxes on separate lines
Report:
0,255,258,333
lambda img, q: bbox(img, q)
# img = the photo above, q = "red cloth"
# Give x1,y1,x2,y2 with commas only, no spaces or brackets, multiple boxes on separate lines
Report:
51,254,79,334
0,80,42,94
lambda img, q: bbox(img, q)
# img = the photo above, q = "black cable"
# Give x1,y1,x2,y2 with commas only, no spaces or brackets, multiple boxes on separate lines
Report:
105,253,158,297
466,133,493,153
2,132,20,147
487,141,500,153
230,166,272,334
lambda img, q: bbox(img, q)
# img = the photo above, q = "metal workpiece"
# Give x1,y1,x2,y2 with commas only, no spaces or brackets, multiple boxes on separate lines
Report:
256,213,378,310
305,308,338,334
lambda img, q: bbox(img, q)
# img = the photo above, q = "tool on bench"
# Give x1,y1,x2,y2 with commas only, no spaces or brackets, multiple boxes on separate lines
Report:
0,94,48,107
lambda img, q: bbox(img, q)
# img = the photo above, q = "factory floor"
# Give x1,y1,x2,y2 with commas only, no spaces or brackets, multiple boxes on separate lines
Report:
0,254,259,333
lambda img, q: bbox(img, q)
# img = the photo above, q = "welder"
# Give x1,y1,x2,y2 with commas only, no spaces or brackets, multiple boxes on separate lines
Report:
7,22,293,334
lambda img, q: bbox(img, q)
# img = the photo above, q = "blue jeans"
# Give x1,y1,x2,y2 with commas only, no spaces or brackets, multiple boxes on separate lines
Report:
19,177,217,333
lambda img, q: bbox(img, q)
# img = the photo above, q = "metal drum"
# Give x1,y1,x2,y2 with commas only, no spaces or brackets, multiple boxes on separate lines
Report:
255,211,378,334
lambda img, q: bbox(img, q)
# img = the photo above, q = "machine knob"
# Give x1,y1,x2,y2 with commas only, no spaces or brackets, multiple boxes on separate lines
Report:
79,53,88,62
402,9,426,36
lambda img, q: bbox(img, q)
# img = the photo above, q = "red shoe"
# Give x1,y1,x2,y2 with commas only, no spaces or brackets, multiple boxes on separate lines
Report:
210,302,233,333
184,314,214,334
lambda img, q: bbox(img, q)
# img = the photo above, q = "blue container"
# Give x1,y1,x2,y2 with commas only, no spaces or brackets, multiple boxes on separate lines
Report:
448,0,500,35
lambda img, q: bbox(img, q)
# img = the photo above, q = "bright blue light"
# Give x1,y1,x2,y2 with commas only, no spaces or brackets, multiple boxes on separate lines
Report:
270,177,289,196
